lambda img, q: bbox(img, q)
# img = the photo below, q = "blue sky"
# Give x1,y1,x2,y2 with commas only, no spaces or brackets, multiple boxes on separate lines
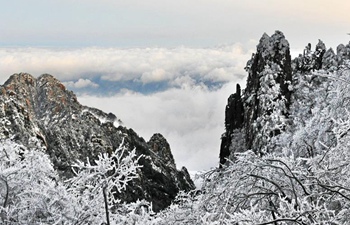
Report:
1,0,350,171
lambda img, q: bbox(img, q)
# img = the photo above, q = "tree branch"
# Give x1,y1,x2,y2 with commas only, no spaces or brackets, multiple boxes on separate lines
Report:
0,176,9,208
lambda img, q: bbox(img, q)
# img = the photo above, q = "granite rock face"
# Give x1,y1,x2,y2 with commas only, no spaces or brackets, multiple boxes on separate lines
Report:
219,84,244,165
0,73,195,212
220,31,293,164
244,31,292,151
148,133,176,168
220,31,350,166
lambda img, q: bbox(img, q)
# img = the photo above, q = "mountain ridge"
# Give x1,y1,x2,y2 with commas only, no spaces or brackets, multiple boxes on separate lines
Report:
0,73,195,212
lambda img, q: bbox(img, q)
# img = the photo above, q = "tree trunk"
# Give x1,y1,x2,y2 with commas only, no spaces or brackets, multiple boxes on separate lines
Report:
103,186,110,225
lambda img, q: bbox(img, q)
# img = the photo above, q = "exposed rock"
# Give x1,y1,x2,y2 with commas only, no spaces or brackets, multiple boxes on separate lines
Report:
225,84,244,132
220,31,293,163
244,30,292,151
148,133,176,168
322,48,337,71
219,84,244,165
294,40,326,72
314,40,326,70
336,42,350,65
0,73,195,211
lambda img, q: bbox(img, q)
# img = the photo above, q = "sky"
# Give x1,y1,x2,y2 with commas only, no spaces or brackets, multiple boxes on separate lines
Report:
1,0,350,171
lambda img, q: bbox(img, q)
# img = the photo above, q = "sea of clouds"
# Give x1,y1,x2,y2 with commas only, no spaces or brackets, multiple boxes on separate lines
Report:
0,44,254,171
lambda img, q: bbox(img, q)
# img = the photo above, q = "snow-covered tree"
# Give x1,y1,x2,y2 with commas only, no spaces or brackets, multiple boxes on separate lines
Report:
0,138,144,225
66,140,143,225
0,139,74,224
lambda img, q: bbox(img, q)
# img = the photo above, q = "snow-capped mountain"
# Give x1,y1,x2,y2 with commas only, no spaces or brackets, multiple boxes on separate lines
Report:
0,73,194,212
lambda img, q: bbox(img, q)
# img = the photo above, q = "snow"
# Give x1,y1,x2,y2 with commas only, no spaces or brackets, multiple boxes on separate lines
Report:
3,32,350,224
188,170,206,190
150,161,162,174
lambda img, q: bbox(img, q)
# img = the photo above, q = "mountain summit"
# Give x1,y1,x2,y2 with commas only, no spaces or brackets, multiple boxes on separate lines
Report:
220,31,293,163
0,73,194,211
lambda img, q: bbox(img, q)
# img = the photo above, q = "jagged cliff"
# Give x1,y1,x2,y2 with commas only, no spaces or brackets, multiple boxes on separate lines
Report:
220,30,350,165
219,84,244,165
0,73,194,211
220,31,292,164
143,32,350,224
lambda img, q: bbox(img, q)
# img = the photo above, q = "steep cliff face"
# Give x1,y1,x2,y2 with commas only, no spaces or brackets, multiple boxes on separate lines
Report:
219,84,244,165
220,31,293,164
244,31,292,151
219,31,350,166
0,73,195,212
148,133,176,168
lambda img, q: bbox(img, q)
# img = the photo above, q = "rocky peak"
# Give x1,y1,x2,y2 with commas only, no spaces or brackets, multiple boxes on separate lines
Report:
225,84,244,131
2,73,37,101
294,40,327,73
313,40,327,70
244,30,292,151
36,74,80,123
336,43,350,65
4,73,36,86
220,31,293,164
336,44,347,57
1,73,80,127
322,48,337,71
256,31,290,63
148,133,176,168
219,84,244,165
0,73,194,211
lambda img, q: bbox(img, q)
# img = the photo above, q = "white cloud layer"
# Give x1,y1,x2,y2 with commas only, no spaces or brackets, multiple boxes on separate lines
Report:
0,44,254,86
78,82,239,171
63,78,99,89
0,45,249,172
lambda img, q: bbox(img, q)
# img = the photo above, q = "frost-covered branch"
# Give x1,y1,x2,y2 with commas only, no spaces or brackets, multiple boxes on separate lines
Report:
67,139,143,224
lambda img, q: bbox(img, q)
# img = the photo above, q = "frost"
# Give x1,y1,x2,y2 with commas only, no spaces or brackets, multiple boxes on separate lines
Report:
3,33,350,224
150,161,162,174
